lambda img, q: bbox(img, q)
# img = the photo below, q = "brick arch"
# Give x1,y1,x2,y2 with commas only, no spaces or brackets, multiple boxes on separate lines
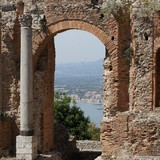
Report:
48,20,116,48
32,19,119,153
33,20,117,52
154,38,160,53
33,20,118,72
32,19,119,115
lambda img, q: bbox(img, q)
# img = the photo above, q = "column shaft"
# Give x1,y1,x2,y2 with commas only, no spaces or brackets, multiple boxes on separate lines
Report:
19,14,33,136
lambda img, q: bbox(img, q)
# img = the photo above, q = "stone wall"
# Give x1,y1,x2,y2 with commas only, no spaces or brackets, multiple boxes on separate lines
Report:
100,112,160,158
32,0,119,154
0,120,13,157
0,0,160,159
129,1,154,112
76,140,102,151
33,41,55,153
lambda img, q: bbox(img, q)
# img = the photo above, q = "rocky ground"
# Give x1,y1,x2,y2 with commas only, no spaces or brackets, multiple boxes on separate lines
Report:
0,152,101,160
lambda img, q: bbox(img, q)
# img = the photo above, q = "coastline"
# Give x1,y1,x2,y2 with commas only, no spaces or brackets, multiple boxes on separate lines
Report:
75,100,103,105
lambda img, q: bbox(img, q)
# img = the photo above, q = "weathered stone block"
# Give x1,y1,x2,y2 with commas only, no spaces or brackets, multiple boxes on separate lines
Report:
16,136,37,160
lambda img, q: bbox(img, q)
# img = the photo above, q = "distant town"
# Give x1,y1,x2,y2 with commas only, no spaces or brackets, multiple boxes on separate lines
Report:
54,59,104,104
55,86,103,104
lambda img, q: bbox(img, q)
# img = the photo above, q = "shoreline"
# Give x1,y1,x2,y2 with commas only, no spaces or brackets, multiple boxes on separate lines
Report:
76,100,103,106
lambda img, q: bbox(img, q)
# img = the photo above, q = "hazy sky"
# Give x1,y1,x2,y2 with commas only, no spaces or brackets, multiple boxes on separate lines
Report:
54,30,105,64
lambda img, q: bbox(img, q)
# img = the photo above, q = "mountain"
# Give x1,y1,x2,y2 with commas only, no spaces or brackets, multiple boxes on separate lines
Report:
55,59,103,77
54,59,103,96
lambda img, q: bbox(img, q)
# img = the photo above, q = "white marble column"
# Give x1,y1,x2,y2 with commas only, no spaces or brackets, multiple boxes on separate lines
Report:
19,14,34,136
16,14,37,160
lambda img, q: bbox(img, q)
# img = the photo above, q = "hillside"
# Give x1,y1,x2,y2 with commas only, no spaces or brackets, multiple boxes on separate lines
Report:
54,59,103,102
55,59,103,77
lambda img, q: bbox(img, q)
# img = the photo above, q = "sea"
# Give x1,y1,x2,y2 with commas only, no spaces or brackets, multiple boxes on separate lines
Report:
76,102,103,128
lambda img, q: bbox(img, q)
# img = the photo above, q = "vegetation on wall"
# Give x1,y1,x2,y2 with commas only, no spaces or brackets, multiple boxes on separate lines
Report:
101,0,123,18
101,0,131,21
101,0,160,21
123,47,133,61
0,111,12,122
54,92,100,140
140,0,160,16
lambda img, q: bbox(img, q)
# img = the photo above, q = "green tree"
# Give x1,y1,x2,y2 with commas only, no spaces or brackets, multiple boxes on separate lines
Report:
54,93,91,140
88,122,100,141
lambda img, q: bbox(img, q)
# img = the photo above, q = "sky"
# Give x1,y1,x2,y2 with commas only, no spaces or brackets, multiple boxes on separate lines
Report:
54,29,105,64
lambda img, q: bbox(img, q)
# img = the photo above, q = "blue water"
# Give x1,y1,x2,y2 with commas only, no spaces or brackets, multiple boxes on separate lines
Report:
77,102,103,128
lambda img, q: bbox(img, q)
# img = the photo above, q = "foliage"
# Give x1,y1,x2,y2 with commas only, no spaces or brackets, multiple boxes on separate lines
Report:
0,111,12,122
40,16,47,32
88,122,100,141
123,47,133,61
100,0,132,22
54,92,91,140
101,0,160,21
54,93,100,140
101,0,124,19
140,0,160,16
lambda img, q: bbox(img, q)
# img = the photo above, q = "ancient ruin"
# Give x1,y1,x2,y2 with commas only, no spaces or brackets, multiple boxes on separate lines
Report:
0,0,160,159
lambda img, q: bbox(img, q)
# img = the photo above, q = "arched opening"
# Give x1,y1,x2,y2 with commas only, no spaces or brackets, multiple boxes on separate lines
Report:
54,29,105,128
155,48,160,108
32,20,119,154
53,30,105,158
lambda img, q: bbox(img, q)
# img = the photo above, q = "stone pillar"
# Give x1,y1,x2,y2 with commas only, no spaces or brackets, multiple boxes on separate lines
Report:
0,12,2,110
19,14,34,136
16,14,37,160
129,1,153,112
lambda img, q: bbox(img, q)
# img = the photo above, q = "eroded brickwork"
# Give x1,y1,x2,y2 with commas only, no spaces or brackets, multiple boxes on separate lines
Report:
100,112,160,157
0,121,12,151
0,0,160,159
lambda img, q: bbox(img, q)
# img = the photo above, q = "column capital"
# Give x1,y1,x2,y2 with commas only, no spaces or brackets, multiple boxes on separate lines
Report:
19,14,32,27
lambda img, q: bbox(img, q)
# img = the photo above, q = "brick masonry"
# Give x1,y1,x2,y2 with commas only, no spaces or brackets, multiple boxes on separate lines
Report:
76,140,102,152
0,121,12,151
0,0,160,159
